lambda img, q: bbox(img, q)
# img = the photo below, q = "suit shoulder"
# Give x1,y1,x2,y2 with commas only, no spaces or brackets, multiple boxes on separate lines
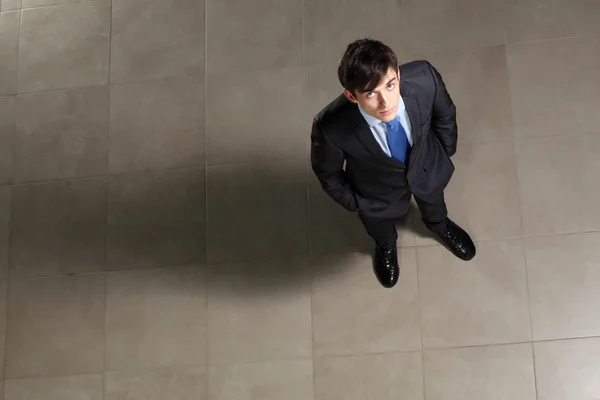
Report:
399,60,433,79
313,93,356,132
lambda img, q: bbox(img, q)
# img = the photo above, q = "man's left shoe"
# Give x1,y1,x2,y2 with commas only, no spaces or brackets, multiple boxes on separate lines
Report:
437,219,476,261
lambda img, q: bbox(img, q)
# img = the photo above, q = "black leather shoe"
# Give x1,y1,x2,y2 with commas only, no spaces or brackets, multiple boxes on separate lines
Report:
437,219,476,261
373,246,399,288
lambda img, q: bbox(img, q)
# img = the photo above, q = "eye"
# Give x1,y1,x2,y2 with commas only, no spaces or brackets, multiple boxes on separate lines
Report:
387,83,395,89
366,92,374,98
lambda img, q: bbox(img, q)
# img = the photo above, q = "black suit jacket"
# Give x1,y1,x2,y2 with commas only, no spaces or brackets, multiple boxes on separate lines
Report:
310,60,457,218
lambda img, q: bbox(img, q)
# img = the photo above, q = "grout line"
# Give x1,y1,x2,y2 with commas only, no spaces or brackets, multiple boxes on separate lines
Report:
2,180,13,388
16,0,100,12
414,248,427,399
102,0,113,394
203,2,209,398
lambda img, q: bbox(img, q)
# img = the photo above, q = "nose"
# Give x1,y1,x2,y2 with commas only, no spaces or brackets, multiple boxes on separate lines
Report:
378,92,389,108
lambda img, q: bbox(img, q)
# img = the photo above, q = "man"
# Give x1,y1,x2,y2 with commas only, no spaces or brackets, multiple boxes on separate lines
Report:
311,38,476,289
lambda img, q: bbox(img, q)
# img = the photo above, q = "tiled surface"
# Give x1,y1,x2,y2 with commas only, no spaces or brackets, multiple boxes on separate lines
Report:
0,96,14,185
111,0,204,84
105,266,206,370
5,275,105,378
105,367,207,400
314,352,424,400
516,133,600,235
206,159,308,263
9,178,107,278
303,0,404,65
534,337,600,400
18,1,110,93
206,67,305,165
209,360,313,400
207,258,312,364
109,76,205,174
311,250,421,356
418,240,531,348
0,281,7,377
206,0,302,73
0,188,9,277
2,0,600,396
526,232,600,341
14,87,109,183
106,168,205,270
1,0,21,11
4,374,103,400
423,344,537,400
507,37,600,137
0,11,19,95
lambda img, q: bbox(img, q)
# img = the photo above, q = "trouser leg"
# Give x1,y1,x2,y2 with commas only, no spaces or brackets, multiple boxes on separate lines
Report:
358,213,398,249
414,193,448,234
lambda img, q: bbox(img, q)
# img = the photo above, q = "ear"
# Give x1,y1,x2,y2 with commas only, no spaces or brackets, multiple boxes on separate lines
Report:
343,89,359,104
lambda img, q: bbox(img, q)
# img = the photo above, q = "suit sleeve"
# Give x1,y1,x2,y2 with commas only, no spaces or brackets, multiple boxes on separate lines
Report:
427,61,458,157
310,119,359,212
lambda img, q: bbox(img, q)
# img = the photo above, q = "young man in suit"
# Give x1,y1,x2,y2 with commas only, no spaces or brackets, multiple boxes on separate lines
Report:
311,38,476,289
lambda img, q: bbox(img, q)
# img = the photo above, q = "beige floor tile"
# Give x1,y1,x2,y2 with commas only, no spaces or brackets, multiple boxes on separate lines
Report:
408,46,513,143
0,11,19,95
111,0,204,84
1,0,21,10
14,87,108,183
421,140,521,242
314,352,423,400
423,344,536,400
18,1,110,93
206,256,309,276
106,367,206,400
561,0,600,38
206,159,308,263
312,250,421,357
10,178,106,278
106,266,206,370
209,360,313,400
0,280,6,377
109,76,205,174
106,169,205,270
400,0,507,54
303,63,343,121
504,0,562,43
0,188,9,277
0,96,14,186
534,337,600,400
418,240,531,348
6,274,105,378
4,375,103,400
516,133,600,235
207,261,312,364
207,67,305,166
303,0,404,65
206,0,301,74
508,37,600,137
525,233,600,340
22,0,93,7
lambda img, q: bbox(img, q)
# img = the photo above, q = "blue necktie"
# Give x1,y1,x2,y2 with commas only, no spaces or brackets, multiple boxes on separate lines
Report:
385,118,409,163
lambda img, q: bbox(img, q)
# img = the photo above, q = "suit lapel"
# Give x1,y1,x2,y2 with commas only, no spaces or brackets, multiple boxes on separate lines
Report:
401,89,422,147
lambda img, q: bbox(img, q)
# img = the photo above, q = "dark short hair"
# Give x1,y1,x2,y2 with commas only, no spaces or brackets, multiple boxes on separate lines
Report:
338,39,399,95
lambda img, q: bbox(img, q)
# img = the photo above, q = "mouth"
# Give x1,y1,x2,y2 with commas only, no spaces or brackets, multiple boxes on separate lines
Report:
379,108,394,116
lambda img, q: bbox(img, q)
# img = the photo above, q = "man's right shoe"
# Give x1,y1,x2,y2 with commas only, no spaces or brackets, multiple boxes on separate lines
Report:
373,245,399,288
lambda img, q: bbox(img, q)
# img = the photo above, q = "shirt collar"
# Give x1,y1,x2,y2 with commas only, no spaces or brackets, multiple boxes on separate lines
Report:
358,96,406,127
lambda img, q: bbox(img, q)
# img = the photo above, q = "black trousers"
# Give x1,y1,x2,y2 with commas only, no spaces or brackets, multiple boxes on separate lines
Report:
358,194,448,249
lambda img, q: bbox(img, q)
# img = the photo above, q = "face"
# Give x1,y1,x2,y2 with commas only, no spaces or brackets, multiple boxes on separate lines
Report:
343,67,400,122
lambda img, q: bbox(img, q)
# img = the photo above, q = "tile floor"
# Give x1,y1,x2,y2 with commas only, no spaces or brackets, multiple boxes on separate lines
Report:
1,0,600,398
